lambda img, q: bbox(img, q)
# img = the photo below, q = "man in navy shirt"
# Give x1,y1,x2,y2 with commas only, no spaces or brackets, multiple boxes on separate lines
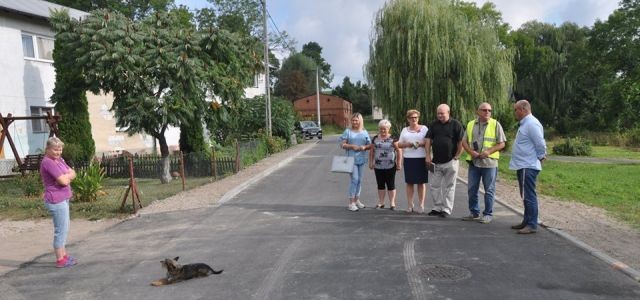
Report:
425,104,465,217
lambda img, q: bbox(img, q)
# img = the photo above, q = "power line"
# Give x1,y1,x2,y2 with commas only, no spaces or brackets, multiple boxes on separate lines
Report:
266,9,283,38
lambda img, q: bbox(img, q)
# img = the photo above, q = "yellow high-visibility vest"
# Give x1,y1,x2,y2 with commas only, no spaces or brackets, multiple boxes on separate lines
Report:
464,118,499,161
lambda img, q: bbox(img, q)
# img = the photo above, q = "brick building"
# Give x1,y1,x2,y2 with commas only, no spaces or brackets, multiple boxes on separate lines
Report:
293,94,352,128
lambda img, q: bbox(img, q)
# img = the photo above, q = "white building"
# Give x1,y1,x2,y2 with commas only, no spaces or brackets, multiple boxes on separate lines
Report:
0,0,86,163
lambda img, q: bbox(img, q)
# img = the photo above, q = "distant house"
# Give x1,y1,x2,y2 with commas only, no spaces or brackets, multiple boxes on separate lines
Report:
293,94,352,128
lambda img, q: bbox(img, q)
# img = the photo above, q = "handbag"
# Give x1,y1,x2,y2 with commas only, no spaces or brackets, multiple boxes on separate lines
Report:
331,129,355,173
331,155,355,173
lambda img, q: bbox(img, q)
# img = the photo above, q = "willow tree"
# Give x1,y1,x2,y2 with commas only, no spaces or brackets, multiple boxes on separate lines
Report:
366,0,513,128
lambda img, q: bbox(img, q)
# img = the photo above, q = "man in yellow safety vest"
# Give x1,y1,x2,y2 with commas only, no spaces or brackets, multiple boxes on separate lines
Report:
461,102,506,224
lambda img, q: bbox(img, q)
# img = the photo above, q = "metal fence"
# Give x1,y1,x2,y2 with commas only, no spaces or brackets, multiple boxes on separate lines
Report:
2,138,262,179
98,152,236,178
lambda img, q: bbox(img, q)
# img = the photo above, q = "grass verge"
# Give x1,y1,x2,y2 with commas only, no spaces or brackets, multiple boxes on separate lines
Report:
498,157,640,228
0,176,218,221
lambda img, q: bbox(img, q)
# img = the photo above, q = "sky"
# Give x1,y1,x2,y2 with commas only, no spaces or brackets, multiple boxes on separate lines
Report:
175,0,620,87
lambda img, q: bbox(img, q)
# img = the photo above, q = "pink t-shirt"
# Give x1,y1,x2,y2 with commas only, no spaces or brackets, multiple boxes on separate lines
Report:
40,156,73,204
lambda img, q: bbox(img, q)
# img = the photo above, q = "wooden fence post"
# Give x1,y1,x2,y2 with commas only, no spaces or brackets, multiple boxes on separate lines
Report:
235,139,240,173
179,151,185,191
120,155,142,213
211,146,218,179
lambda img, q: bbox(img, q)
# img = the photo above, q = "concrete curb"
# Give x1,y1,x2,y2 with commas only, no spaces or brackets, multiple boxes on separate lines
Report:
218,142,316,204
457,175,640,283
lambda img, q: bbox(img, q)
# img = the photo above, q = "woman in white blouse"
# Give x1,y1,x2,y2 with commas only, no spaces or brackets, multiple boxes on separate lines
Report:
397,109,429,213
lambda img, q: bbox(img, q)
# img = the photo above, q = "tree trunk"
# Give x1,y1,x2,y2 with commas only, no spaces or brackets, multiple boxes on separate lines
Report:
157,134,172,184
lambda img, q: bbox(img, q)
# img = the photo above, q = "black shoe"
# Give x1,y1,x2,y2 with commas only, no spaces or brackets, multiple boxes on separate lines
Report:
390,206,395,211
439,212,449,218
427,210,441,216
511,223,526,230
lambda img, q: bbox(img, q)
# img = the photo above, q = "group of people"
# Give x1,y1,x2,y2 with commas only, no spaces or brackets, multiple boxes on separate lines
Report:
339,99,546,234
35,99,545,269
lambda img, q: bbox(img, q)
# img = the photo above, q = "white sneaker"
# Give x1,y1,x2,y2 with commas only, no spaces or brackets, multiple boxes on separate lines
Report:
348,204,359,211
355,200,366,209
479,215,492,224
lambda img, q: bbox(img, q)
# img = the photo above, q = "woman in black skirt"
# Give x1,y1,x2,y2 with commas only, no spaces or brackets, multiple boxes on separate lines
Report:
397,109,429,213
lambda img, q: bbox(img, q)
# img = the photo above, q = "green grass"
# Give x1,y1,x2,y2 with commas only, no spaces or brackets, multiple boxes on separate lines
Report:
498,158,640,228
591,146,640,160
363,117,378,132
0,177,215,221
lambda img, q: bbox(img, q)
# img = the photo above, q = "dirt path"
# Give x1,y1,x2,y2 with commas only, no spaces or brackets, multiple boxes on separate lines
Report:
1,142,638,276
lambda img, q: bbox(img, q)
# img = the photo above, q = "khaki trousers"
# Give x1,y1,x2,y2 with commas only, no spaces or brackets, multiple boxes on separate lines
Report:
428,159,459,214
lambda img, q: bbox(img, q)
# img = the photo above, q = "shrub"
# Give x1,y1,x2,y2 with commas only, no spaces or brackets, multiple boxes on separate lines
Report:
61,143,84,166
19,172,43,197
266,136,287,154
626,127,640,147
552,137,593,156
71,161,105,202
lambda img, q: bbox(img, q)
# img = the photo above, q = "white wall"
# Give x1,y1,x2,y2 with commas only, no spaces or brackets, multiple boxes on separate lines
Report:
0,11,55,159
243,73,266,99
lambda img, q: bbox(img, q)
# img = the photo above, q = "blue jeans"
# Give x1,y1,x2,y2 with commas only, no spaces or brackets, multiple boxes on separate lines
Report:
517,169,540,229
467,164,497,216
44,200,70,249
348,163,365,198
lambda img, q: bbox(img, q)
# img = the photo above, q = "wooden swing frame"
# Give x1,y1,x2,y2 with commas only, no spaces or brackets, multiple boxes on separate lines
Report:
0,111,61,174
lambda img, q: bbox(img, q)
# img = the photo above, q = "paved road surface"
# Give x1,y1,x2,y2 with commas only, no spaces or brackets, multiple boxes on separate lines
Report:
1,139,639,299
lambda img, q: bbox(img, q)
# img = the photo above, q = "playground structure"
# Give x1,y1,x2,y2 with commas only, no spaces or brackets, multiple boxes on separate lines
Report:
0,112,61,175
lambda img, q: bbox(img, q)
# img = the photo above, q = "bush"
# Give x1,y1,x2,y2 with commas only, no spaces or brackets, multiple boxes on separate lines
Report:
71,161,105,202
19,172,43,197
552,137,593,156
266,136,287,154
626,127,640,147
61,143,85,166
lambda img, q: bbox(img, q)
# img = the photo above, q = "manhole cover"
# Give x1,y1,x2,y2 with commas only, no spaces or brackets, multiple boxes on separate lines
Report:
415,264,472,281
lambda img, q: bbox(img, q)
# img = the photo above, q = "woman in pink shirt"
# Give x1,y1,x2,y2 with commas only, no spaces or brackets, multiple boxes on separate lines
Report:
40,137,78,268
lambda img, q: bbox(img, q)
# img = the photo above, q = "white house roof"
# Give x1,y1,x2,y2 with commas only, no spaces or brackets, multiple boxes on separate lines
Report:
0,0,87,20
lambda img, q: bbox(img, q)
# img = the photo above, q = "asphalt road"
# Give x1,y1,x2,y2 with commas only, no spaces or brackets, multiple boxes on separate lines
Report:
1,139,639,299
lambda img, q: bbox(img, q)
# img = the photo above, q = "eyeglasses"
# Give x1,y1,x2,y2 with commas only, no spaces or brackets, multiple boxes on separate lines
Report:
479,109,492,112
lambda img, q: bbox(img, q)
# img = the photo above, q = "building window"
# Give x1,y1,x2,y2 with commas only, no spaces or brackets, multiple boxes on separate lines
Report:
21,33,54,61
30,106,53,133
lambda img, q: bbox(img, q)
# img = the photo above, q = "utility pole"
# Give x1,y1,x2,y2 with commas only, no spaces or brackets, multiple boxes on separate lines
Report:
316,68,321,128
263,0,272,137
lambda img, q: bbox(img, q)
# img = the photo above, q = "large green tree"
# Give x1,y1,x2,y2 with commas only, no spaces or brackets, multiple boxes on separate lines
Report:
509,21,589,131
51,9,255,183
301,41,333,89
588,0,640,131
333,77,371,115
273,53,318,101
50,37,95,163
366,0,514,130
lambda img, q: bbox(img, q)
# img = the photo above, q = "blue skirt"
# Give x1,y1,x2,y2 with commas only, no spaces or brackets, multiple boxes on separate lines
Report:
403,157,428,184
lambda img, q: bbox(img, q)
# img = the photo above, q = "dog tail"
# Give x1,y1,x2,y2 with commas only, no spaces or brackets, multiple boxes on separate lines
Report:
206,265,223,275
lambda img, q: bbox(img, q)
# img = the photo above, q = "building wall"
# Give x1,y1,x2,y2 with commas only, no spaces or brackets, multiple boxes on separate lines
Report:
293,94,352,128
86,92,159,156
243,73,266,99
0,11,55,159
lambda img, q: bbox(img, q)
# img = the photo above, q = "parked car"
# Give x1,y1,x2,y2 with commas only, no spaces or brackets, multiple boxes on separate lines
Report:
296,121,323,139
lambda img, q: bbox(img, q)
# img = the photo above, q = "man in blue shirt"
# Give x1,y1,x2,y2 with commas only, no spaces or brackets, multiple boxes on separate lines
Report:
509,100,547,234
